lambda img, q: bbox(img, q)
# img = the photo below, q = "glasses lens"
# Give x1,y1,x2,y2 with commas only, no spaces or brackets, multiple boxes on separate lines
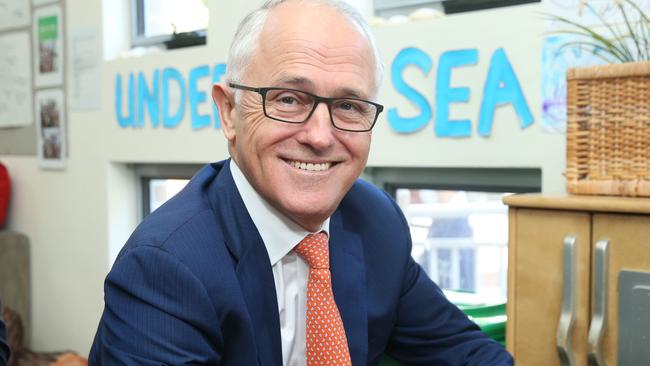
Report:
264,89,314,122
331,99,377,131
263,88,378,131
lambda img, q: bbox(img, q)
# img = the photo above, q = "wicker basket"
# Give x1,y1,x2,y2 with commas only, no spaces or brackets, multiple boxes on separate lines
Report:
566,61,650,197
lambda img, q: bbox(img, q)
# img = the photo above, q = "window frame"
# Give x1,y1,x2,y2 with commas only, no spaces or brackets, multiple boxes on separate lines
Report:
364,166,542,198
135,163,204,217
373,0,540,17
130,0,207,49
364,166,541,299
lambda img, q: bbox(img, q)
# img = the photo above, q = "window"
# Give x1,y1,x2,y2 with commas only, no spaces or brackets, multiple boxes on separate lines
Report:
136,164,202,216
147,178,190,213
442,0,540,14
374,0,445,17
368,166,541,304
373,0,540,17
132,0,208,48
396,188,510,301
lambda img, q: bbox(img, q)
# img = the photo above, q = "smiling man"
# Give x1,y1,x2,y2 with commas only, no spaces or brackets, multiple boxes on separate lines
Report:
90,1,513,365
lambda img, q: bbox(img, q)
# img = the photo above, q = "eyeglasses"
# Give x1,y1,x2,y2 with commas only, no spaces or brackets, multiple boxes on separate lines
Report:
229,83,383,132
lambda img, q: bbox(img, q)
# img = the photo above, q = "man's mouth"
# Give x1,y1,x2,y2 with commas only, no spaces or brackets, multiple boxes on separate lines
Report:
284,159,333,172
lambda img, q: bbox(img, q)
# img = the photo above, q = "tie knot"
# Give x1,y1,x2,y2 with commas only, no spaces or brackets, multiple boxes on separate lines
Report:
294,231,329,269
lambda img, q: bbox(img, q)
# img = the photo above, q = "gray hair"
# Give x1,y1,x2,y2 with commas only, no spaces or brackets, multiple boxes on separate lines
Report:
225,0,384,96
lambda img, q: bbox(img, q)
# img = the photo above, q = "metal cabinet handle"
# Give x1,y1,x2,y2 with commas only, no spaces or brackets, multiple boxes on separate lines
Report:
587,239,609,366
557,235,578,366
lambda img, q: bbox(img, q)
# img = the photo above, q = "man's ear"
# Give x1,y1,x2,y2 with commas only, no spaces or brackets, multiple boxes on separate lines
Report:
212,83,237,142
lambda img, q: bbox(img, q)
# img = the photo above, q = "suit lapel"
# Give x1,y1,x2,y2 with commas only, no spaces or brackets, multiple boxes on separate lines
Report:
209,161,283,366
208,160,368,365
330,210,368,365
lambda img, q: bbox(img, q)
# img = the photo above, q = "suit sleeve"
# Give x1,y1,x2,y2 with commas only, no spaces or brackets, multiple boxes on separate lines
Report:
384,199,513,366
89,245,222,366
0,302,10,366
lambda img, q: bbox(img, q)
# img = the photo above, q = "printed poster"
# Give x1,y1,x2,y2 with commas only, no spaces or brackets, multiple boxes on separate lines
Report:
33,5,64,87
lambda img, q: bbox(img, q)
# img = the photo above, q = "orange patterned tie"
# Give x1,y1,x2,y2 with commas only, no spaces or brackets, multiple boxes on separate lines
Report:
294,232,352,366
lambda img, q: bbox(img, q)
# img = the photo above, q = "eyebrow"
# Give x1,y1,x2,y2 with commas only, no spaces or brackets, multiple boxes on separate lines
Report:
273,76,368,100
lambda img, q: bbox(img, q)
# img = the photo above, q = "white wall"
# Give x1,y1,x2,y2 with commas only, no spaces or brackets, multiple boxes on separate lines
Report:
0,0,564,354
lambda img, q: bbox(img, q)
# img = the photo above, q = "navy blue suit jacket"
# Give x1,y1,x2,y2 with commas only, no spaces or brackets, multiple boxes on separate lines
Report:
90,160,512,365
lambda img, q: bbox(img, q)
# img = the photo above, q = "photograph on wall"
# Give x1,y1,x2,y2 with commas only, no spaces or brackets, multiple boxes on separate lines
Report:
35,88,66,169
33,4,64,87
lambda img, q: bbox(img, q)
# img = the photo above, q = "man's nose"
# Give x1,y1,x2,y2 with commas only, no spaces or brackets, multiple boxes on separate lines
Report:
299,102,336,150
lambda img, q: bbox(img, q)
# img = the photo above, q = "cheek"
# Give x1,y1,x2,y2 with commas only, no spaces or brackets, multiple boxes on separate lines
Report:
235,113,295,168
340,133,371,161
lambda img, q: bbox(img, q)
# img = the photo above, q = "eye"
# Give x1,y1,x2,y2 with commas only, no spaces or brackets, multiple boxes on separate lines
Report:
335,99,366,113
339,101,356,111
279,95,298,105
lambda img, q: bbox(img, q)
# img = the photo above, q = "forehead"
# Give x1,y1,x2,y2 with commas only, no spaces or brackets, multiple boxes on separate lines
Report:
249,2,376,97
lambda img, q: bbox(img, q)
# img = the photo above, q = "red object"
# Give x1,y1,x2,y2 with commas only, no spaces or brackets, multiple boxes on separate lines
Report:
0,162,9,228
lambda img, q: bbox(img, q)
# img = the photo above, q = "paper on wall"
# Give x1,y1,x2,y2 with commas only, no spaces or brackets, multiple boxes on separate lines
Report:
0,31,33,128
70,28,101,111
0,0,30,31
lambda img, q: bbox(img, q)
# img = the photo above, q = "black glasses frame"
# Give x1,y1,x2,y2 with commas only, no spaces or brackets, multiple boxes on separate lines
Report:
229,83,383,132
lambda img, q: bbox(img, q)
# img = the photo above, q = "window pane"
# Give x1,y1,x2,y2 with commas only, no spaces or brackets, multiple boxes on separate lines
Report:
148,178,189,213
143,0,208,37
396,188,509,303
374,0,444,17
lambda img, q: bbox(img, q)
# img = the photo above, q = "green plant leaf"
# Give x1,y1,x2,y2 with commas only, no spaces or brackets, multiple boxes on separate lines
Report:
618,2,643,60
542,0,650,63
546,27,631,62
555,41,619,64
623,0,650,60
584,3,635,61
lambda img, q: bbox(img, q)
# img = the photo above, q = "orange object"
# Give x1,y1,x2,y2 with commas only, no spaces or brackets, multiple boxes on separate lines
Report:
52,353,88,366
294,232,352,366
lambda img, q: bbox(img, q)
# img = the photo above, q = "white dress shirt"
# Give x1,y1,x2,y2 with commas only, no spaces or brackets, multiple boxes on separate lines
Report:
230,161,329,366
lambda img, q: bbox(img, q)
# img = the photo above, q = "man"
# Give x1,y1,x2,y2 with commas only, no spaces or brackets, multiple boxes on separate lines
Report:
90,0,513,365
0,302,9,366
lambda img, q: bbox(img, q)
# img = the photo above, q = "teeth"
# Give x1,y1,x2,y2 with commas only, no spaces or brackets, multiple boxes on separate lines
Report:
287,160,331,172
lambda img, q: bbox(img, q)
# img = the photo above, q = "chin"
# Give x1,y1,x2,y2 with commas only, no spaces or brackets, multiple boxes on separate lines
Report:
281,196,339,231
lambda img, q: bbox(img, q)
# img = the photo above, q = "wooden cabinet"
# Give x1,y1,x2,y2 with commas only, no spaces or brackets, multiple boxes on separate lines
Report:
504,194,650,366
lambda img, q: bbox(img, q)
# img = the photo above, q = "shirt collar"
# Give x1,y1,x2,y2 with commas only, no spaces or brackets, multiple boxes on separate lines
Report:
229,160,330,265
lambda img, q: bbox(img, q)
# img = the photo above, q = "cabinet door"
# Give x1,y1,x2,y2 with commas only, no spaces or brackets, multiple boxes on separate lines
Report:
508,208,591,365
592,213,650,366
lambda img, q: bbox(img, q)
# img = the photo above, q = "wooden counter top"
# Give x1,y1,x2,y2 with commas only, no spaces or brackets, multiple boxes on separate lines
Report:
503,194,650,214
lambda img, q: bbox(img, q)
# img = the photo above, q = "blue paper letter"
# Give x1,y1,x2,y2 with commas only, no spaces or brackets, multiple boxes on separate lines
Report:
189,65,211,130
212,63,227,129
435,49,478,137
388,47,433,134
137,69,160,128
115,73,135,128
478,48,533,136
162,67,186,128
